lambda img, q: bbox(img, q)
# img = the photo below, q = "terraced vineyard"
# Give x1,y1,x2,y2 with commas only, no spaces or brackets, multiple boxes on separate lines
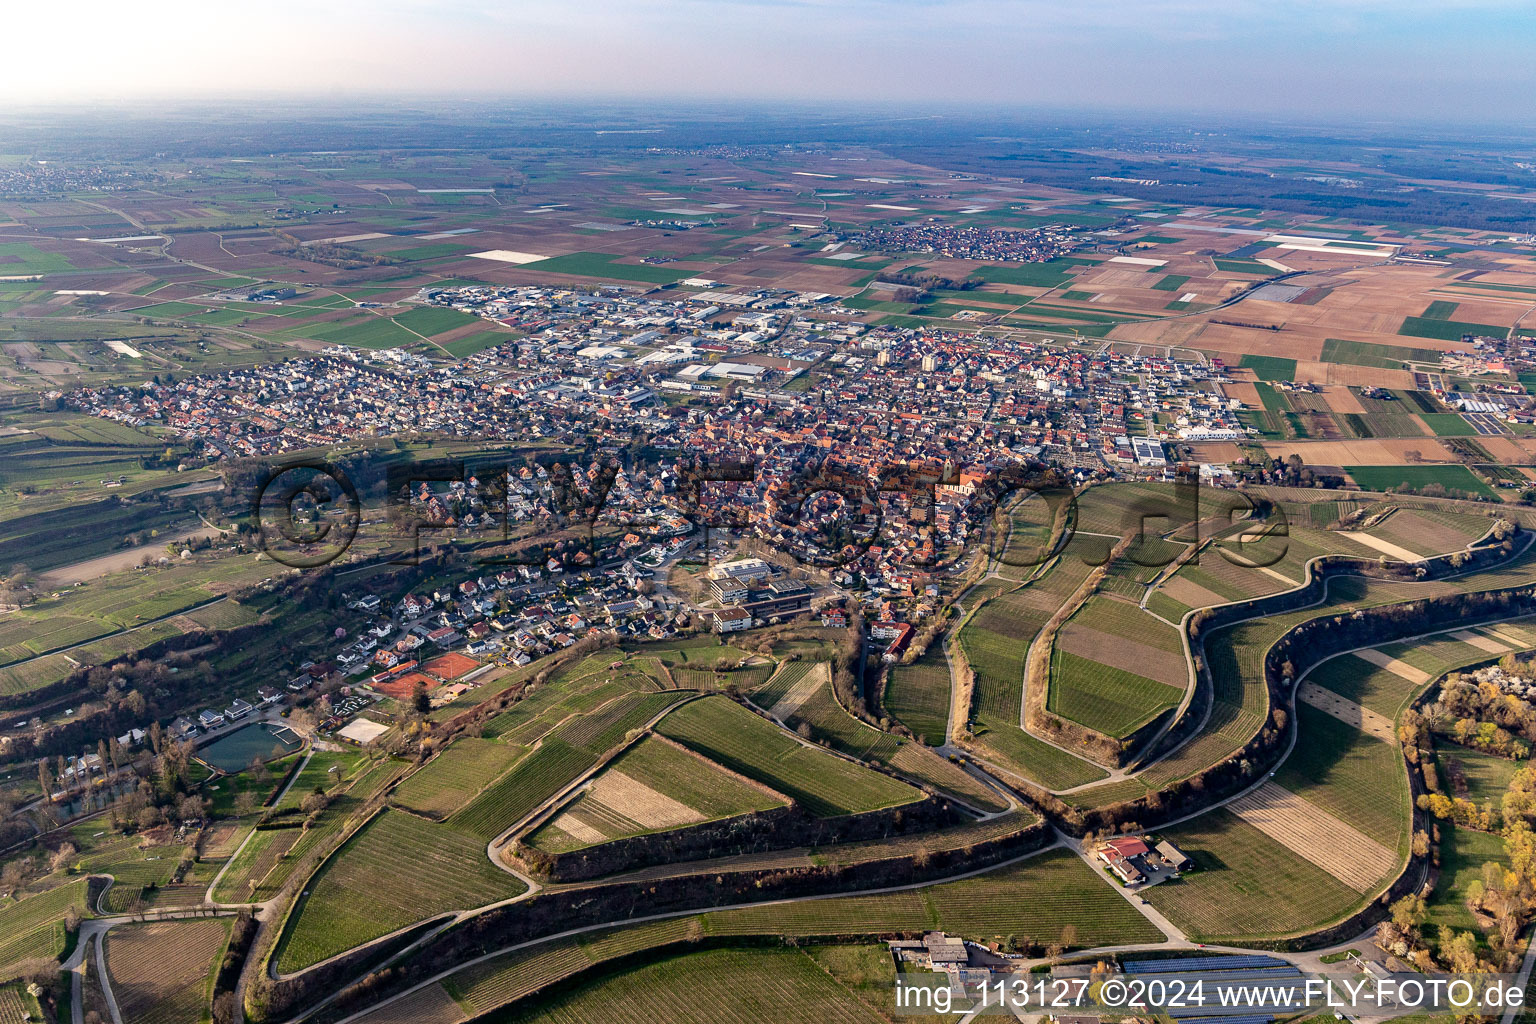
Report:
958,543,1109,789
882,641,952,744
0,878,90,980
1143,809,1368,941
481,946,891,1024
524,735,789,854
704,848,1159,947
276,808,528,973
105,919,231,1024
1046,649,1182,738
449,739,600,841
657,696,923,817
1273,702,1410,851
391,738,525,818
749,661,815,711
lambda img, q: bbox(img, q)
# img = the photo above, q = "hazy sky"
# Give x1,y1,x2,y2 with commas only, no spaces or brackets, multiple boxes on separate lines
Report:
8,0,1535,121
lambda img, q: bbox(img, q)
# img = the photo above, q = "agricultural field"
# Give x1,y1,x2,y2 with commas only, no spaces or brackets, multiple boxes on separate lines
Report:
523,735,789,854
958,544,1109,789
1142,809,1369,941
454,688,696,840
1358,507,1494,557
705,847,1160,948
391,738,526,818
0,877,90,981
883,641,952,744
656,696,923,817
1048,595,1186,738
1344,464,1497,499
276,808,528,972
104,918,230,1024
480,946,891,1024
1275,704,1410,851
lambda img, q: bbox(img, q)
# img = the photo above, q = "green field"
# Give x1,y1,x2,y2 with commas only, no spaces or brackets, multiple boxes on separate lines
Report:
297,314,418,349
1213,258,1275,275
1240,354,1297,381
439,330,516,357
1417,413,1476,437
0,242,75,276
1320,337,1444,369
392,305,481,336
275,808,527,972
657,696,921,817
974,261,1075,289
1399,315,1508,342
1437,742,1519,807
530,252,691,284
1142,809,1367,941
1151,274,1190,292
1344,464,1497,499
1422,300,1459,320
1422,825,1508,942
383,243,477,262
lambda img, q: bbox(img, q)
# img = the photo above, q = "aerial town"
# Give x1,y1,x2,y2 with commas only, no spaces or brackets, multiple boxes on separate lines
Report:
2,73,1536,1024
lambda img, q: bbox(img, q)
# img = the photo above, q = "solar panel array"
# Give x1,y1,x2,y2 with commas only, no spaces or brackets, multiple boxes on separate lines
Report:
1121,953,1297,1024
1123,955,1289,974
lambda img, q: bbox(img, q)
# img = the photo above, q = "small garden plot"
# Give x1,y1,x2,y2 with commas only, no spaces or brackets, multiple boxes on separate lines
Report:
523,735,787,854
275,808,527,973
657,696,922,818
105,918,230,1024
